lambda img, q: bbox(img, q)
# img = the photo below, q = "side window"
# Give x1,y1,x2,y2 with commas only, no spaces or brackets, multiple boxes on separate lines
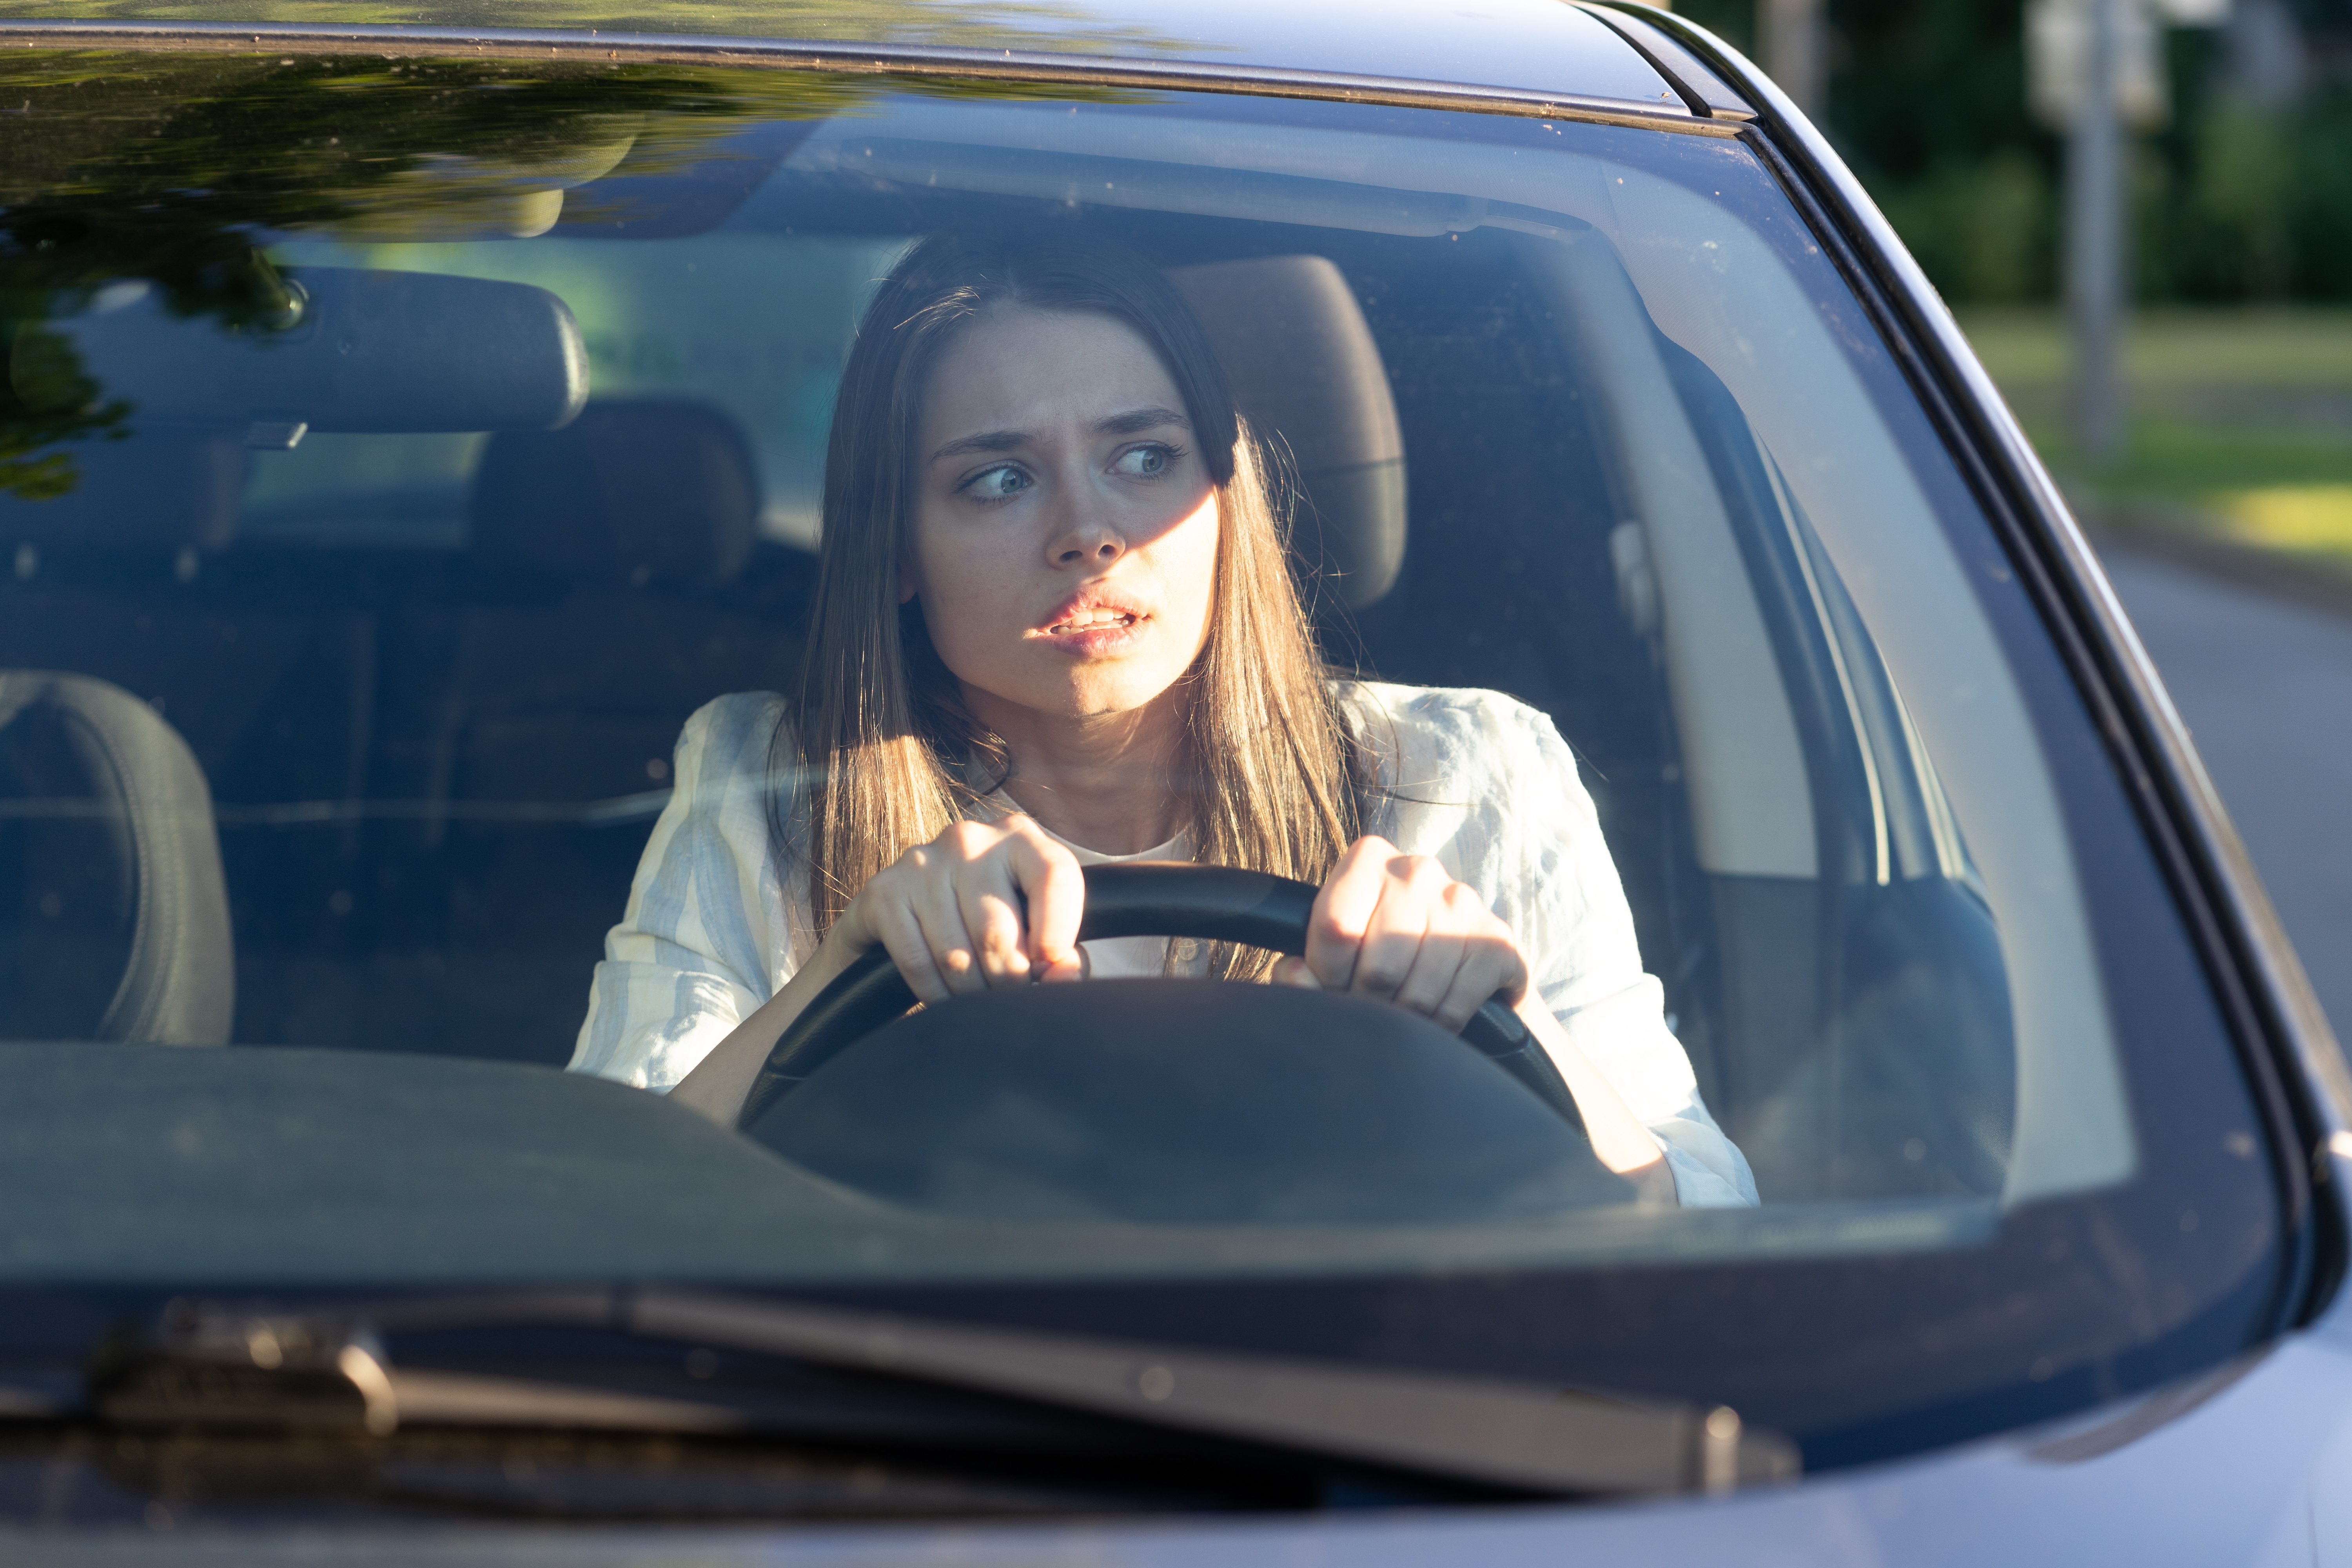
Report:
1665,338,2013,1201
1331,227,2018,1206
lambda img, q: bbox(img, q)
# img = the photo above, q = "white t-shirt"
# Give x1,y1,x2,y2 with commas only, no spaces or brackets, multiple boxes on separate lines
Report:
570,682,1757,1207
999,812,1194,980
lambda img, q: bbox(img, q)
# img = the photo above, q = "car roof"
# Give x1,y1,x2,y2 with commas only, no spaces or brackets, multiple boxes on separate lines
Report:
0,0,1712,120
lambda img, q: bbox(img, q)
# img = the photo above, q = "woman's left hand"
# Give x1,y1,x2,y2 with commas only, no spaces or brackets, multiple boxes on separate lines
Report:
1279,836,1675,1203
1270,835,1527,1030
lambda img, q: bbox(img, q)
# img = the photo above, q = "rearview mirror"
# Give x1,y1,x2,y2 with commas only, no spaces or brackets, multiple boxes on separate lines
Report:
21,269,589,436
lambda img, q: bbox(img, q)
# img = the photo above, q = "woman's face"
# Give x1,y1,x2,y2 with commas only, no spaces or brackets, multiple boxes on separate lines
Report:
906,305,1220,726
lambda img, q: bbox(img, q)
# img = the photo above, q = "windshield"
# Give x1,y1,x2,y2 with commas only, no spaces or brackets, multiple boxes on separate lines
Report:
0,50,2289,1483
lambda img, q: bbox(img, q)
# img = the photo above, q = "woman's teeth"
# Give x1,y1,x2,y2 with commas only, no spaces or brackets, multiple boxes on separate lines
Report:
1049,611,1137,634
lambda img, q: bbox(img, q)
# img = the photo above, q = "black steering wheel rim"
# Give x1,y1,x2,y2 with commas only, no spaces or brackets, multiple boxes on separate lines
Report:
736,862,1585,1132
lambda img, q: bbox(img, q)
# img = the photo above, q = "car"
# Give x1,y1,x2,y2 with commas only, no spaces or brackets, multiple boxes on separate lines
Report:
0,0,2345,1561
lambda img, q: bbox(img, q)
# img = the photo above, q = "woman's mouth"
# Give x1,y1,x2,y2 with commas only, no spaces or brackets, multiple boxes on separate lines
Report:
1044,609,1139,635
1031,603,1148,653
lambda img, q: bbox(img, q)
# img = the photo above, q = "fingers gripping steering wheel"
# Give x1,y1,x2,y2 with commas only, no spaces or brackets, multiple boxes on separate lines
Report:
736,862,1586,1133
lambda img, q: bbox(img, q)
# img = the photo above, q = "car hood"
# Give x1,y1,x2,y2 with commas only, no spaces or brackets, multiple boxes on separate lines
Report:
7,1246,2347,1565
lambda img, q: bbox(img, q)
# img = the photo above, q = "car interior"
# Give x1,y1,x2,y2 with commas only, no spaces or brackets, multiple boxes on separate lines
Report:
0,110,2016,1210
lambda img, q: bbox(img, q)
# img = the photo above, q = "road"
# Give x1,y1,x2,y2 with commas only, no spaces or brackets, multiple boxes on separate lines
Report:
2099,545,2352,1036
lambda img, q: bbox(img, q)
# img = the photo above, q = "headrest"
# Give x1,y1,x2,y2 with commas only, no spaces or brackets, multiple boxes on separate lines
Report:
468,399,760,589
1169,256,1406,610
0,432,245,559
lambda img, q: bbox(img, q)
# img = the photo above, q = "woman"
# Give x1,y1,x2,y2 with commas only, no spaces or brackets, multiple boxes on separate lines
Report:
571,230,1755,1209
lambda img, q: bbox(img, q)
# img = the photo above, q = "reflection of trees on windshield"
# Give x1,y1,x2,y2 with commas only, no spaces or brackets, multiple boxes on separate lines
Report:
0,0,1188,51
0,49,1130,497
0,322,127,498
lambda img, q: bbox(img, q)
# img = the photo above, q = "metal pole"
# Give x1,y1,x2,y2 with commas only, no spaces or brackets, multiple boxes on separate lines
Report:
2068,0,2127,465
1760,0,1826,122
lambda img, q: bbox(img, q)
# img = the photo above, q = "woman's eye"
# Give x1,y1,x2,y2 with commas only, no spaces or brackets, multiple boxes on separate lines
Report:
962,464,1031,501
1113,444,1177,479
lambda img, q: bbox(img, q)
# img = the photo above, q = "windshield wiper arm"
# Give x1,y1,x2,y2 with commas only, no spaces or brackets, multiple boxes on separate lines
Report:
86,1288,1798,1498
628,1290,1798,1497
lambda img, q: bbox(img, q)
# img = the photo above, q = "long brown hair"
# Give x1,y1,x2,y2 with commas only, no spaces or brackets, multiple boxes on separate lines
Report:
784,229,1357,978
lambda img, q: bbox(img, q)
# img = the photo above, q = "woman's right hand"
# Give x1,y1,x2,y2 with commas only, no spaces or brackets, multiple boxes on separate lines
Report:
832,816,1089,1002
672,815,1082,1124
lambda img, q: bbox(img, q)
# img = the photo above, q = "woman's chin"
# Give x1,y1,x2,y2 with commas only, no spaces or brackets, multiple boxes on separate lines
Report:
955,650,1197,730
1023,675,1189,724
1060,688,1175,722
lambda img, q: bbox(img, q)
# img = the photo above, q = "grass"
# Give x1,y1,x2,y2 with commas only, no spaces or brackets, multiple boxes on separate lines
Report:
1965,307,2352,391
1954,308,2352,569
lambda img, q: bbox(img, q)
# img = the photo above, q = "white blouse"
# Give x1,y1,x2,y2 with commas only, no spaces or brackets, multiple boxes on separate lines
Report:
570,681,1758,1207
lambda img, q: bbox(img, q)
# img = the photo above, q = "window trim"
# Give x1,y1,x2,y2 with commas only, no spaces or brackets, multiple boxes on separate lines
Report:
0,19,1748,138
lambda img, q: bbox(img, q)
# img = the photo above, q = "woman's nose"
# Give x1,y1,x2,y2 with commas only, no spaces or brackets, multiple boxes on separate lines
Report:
1047,491,1125,567
1054,535,1122,566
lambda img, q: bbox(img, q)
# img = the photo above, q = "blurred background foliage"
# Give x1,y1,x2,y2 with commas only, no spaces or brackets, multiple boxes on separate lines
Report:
1672,0,2352,569
1678,0,2352,306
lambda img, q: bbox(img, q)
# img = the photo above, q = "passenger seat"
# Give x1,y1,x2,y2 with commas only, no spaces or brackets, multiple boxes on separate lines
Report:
442,397,793,817
339,399,811,1063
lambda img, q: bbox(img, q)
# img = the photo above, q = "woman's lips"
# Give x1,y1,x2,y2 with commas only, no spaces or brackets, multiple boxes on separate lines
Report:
1030,606,1147,655
1044,608,1138,635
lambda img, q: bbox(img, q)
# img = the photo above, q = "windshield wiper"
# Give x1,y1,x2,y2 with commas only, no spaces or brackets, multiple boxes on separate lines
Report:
84,1288,1798,1498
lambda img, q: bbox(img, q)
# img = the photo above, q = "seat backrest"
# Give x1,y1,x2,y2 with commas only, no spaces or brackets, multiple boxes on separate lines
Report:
0,671,233,1044
450,396,789,811
297,399,803,1064
1169,256,1407,610
0,431,246,571
468,397,760,590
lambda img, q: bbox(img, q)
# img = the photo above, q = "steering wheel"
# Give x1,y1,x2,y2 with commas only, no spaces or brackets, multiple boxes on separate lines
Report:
737,862,1585,1133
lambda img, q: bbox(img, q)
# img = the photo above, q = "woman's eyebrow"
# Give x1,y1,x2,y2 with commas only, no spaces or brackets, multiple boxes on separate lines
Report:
1095,406,1190,436
929,429,1028,463
929,407,1190,464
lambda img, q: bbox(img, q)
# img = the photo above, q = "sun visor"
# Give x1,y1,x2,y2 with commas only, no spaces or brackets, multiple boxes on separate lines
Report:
25,269,589,436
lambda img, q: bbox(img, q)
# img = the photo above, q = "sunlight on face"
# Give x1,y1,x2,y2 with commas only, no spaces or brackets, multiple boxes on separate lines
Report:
906,305,1221,725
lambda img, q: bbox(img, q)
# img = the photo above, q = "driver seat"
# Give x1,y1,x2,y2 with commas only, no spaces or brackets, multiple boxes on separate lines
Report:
0,671,233,1044
1169,255,1408,613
